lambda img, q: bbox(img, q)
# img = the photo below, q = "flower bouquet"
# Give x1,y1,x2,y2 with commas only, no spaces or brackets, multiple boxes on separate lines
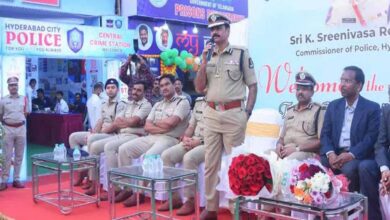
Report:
228,153,273,196
289,159,348,205
216,143,279,201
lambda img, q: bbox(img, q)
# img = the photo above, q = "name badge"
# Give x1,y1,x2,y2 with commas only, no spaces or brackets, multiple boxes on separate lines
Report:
225,60,239,65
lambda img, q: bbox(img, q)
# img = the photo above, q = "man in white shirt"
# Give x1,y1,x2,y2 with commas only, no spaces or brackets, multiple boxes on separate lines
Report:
26,78,37,112
54,91,69,114
86,83,103,129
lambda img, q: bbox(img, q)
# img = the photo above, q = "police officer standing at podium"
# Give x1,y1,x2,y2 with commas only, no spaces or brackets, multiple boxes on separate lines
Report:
194,13,258,219
0,77,28,191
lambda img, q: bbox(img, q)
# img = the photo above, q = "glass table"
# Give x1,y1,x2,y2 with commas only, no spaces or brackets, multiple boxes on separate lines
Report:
234,192,367,220
31,152,100,214
108,165,198,220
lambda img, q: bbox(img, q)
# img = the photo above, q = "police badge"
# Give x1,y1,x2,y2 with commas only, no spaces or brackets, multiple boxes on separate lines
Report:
210,14,217,22
299,72,306,80
67,28,84,53
115,19,123,29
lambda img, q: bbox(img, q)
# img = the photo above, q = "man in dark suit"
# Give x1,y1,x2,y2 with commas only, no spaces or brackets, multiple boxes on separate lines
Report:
376,104,390,196
320,66,381,220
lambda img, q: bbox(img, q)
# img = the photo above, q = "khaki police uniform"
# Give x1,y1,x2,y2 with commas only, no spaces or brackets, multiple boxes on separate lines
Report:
0,82,28,183
96,98,152,172
280,102,326,160
277,71,325,160
85,97,126,181
161,97,207,198
202,17,257,210
68,97,124,150
118,96,190,167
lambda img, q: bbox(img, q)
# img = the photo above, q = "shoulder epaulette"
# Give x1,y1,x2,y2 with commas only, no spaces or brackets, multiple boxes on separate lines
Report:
195,96,205,102
287,105,295,110
176,96,186,105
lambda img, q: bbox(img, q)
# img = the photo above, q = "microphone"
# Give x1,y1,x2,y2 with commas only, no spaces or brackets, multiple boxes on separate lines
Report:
206,38,215,62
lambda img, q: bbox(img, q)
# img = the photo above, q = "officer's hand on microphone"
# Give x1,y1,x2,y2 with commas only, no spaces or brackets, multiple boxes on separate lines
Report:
201,41,214,64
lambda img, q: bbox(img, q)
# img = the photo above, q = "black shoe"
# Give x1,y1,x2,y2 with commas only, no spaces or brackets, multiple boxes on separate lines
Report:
0,183,7,191
12,180,25,188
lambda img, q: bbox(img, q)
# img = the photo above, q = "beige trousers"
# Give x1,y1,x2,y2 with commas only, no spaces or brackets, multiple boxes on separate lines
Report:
118,135,179,167
103,134,139,172
203,106,247,211
161,142,205,198
2,125,26,182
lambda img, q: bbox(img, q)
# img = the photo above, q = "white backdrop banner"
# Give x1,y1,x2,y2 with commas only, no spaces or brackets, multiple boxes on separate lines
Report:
248,0,390,115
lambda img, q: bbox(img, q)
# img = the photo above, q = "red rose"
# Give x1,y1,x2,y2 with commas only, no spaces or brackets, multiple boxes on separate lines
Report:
299,163,309,173
228,154,273,196
242,187,253,196
256,156,264,163
231,160,238,167
290,185,295,193
247,166,256,176
236,155,245,163
238,167,247,179
257,178,264,188
246,155,256,165
256,164,265,173
324,191,331,198
250,183,262,193
264,161,271,170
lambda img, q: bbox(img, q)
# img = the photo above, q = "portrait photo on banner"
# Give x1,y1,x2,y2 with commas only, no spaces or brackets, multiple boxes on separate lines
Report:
156,27,173,51
136,23,153,51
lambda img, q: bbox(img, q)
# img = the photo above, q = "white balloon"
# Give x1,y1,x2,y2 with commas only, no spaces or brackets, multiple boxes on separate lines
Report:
194,57,201,65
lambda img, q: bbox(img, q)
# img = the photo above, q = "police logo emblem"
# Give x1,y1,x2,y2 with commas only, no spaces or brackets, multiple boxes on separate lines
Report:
67,28,84,53
115,19,123,29
249,58,254,69
299,72,306,80
210,14,217,22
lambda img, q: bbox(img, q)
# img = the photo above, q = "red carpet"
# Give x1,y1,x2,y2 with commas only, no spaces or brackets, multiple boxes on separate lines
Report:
0,175,238,220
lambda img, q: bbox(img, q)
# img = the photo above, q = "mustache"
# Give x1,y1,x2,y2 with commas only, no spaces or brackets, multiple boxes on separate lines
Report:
212,34,220,38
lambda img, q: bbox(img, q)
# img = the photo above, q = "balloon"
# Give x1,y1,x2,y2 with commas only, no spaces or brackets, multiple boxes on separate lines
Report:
180,50,189,58
187,53,194,58
172,48,179,57
185,57,194,65
179,62,187,70
194,57,201,65
165,58,174,66
160,51,168,60
174,57,183,66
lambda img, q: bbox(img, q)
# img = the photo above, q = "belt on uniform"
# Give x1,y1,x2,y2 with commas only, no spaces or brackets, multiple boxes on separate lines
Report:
2,121,25,128
207,100,242,111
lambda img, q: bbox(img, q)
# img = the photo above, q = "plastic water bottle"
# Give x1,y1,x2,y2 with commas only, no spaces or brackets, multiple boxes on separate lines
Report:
142,155,151,174
73,146,81,161
53,144,59,160
59,143,67,161
155,155,163,174
149,155,157,176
